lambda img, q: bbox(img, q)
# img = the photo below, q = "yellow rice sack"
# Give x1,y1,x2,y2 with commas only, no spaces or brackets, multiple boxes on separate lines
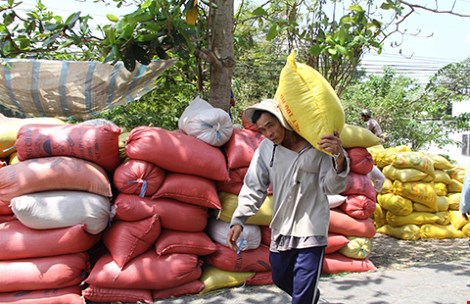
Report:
386,211,440,227
372,203,387,229
377,193,413,216
462,222,470,237
435,211,451,225
217,192,272,226
392,180,437,210
433,182,447,196
382,165,429,183
434,170,452,184
339,124,382,148
423,153,453,170
447,179,462,193
391,152,435,178
449,210,470,230
376,224,421,240
338,236,371,259
199,265,254,294
447,193,460,210
275,50,344,155
420,224,465,239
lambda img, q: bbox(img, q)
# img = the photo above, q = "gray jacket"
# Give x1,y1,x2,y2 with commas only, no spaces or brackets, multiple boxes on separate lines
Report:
230,138,349,240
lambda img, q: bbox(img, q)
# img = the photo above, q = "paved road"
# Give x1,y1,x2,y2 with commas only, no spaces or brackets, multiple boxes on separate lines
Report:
156,259,470,304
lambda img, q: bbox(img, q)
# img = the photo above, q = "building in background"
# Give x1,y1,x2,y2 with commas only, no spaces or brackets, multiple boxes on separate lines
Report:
428,100,470,168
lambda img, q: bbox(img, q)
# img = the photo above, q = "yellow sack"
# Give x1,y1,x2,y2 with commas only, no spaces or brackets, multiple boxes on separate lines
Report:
275,50,344,155
338,236,371,259
433,182,447,196
340,124,381,148
392,180,437,210
423,153,453,170
462,222,470,237
420,224,465,239
447,166,465,183
386,211,440,227
9,152,19,165
381,178,393,194
435,211,451,225
434,170,452,184
382,165,429,183
377,193,413,216
376,224,421,240
199,265,254,294
447,179,463,193
372,203,387,229
449,210,470,230
447,193,461,210
391,152,435,178
413,202,436,213
217,192,272,226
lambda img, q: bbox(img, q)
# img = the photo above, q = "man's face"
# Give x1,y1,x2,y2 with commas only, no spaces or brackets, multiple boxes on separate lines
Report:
361,114,368,122
256,112,285,145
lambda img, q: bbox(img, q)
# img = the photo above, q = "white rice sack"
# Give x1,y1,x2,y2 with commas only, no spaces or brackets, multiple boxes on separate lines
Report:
328,194,347,209
368,165,385,192
206,217,261,251
11,191,112,234
178,96,233,147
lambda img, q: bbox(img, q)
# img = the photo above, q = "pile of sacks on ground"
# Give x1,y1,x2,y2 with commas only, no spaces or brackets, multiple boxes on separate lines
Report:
0,92,385,303
369,145,469,240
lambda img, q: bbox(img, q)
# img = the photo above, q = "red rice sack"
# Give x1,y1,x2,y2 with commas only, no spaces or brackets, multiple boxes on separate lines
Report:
112,193,156,222
125,126,228,181
224,128,264,169
0,203,12,215
0,286,85,304
15,123,121,172
346,147,374,175
205,243,271,272
0,156,112,201
155,230,217,256
329,209,376,238
103,215,161,268
0,253,89,293
245,271,273,286
153,173,221,209
322,253,377,274
152,280,204,300
113,159,166,197
215,166,248,195
10,190,111,234
0,221,99,260
83,286,152,304
113,194,208,232
340,172,377,202
326,233,350,254
260,225,271,247
339,194,376,220
85,251,202,290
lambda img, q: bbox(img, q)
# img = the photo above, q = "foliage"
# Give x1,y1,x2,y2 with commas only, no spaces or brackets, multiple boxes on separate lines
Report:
341,66,470,151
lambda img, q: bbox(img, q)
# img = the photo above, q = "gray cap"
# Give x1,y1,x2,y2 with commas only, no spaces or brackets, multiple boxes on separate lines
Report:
244,99,292,130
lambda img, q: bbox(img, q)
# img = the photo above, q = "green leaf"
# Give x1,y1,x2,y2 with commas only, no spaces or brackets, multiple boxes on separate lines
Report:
65,12,80,27
251,7,267,17
266,24,278,41
107,14,119,23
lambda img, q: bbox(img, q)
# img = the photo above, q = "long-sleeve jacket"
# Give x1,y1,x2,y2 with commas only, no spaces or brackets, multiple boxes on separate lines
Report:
460,161,470,214
230,138,349,241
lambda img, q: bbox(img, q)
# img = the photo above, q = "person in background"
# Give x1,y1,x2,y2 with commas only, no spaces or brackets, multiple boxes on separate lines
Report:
226,99,349,304
361,109,385,141
460,160,470,220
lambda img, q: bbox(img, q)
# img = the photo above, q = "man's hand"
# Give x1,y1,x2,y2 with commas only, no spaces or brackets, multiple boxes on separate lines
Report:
318,130,346,172
226,224,243,251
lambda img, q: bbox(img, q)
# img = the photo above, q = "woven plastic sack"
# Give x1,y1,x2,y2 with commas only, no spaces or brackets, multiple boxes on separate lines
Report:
274,50,344,155
178,96,233,147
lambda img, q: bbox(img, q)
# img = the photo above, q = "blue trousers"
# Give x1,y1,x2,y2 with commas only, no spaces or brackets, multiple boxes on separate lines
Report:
270,246,325,304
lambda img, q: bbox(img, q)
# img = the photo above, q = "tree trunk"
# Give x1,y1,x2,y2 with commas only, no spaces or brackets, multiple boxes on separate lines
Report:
208,0,234,112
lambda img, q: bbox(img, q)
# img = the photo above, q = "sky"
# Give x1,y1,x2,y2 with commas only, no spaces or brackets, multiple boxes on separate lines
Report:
16,0,470,84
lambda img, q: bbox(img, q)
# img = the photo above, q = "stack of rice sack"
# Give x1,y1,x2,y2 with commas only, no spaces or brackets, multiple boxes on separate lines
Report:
0,119,118,303
324,131,382,274
84,99,232,303
370,145,469,240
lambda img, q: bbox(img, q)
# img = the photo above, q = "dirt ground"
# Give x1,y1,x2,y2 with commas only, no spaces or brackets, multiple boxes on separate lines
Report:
368,232,470,270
